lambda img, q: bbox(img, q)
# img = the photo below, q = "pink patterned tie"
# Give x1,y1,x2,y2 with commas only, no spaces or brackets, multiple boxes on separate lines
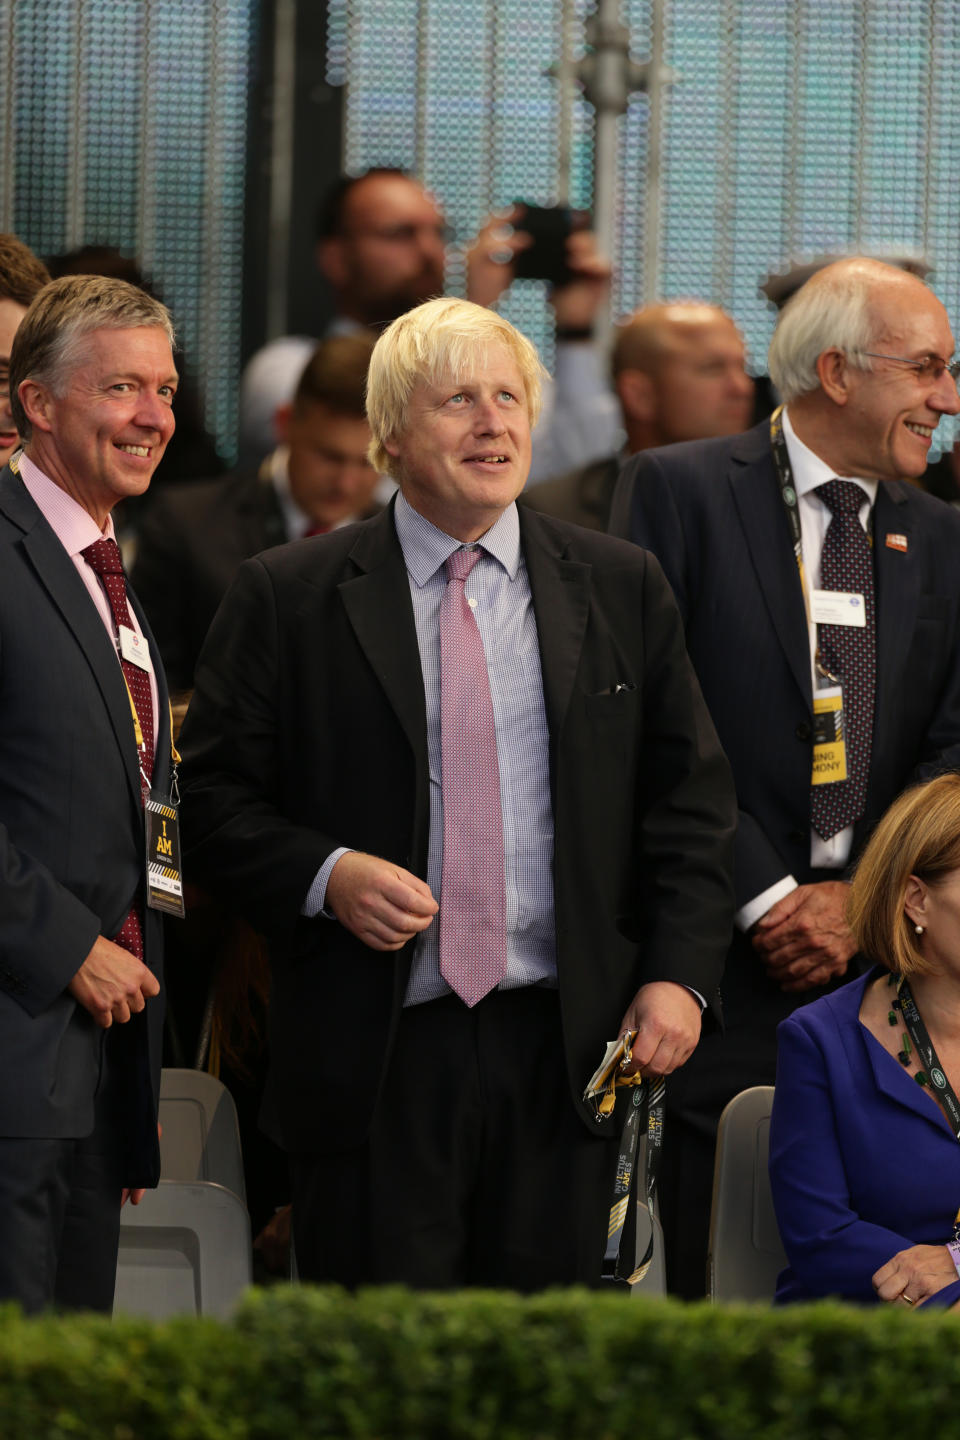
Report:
438,546,507,1006
81,537,154,960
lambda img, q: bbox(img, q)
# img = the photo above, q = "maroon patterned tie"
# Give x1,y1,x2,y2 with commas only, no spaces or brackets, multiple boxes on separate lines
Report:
81,537,154,959
438,546,507,1006
810,479,876,841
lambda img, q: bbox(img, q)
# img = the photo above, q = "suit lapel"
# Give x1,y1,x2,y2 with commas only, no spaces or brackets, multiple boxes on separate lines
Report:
518,506,591,744
872,482,918,729
337,506,428,765
729,426,812,709
1,474,144,810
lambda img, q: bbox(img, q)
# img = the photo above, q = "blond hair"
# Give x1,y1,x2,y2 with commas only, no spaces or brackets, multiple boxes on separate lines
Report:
848,773,960,976
365,297,546,478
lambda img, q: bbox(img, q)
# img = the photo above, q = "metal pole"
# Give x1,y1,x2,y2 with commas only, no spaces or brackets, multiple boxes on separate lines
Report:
643,0,666,300
266,0,297,339
554,0,576,206
576,1,675,326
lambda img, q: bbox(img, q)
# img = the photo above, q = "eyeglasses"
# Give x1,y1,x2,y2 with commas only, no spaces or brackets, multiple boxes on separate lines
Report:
861,351,960,389
349,222,454,247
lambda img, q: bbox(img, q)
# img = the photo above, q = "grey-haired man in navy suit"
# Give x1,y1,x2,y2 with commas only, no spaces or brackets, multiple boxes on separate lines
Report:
611,256,960,1296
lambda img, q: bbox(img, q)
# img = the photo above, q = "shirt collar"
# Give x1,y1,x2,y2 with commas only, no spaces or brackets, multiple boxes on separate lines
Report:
781,405,878,508
18,452,116,554
393,490,522,588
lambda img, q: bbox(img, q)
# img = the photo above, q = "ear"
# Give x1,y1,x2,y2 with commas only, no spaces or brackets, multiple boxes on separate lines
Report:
17,379,55,434
317,236,348,288
273,403,293,447
383,434,401,460
903,874,930,930
616,369,657,424
815,348,853,407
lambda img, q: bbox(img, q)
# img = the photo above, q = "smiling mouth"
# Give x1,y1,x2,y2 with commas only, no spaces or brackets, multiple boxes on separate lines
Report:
466,454,510,464
115,443,151,457
905,422,934,439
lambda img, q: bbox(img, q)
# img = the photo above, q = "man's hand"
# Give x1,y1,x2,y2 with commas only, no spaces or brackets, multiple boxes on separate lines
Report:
465,207,532,308
873,1245,958,1307
121,1188,146,1207
751,881,856,992
465,211,610,325
550,229,611,330
68,935,160,1029
617,981,702,1078
325,852,438,951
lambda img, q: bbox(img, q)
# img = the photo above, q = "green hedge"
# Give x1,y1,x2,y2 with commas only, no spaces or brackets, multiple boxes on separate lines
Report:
0,1285,957,1439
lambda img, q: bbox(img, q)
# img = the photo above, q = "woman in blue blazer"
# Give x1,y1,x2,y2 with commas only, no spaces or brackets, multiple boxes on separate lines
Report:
769,773,960,1307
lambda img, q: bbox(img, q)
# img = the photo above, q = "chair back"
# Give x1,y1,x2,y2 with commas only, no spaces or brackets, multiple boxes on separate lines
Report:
707,1085,786,1302
114,1180,252,1319
158,1067,246,1203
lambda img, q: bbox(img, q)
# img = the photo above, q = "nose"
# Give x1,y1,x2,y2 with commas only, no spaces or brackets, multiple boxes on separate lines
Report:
473,395,506,434
731,366,755,398
932,370,960,416
136,391,176,436
418,227,447,274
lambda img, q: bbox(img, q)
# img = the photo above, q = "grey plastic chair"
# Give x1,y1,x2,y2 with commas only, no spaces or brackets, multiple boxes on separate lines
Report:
114,1180,252,1320
158,1067,246,1204
707,1085,787,1302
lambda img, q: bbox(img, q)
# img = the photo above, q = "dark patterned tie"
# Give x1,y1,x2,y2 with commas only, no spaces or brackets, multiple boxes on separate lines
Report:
438,546,508,1006
81,537,154,959
810,479,876,840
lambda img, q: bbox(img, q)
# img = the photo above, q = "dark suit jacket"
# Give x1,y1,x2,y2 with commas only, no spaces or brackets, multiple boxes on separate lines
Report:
131,469,288,691
770,970,960,1304
0,467,168,1182
179,501,737,1153
610,421,960,1026
612,420,960,900
521,455,621,532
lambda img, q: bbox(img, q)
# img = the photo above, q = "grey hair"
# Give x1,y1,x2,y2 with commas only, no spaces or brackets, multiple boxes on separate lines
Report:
10,274,175,438
767,261,887,403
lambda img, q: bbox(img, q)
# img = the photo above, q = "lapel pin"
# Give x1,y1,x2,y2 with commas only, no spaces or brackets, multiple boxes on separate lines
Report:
885,533,908,552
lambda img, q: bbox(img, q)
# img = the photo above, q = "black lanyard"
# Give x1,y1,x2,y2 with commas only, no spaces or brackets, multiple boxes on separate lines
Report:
897,977,960,1141
601,1075,664,1285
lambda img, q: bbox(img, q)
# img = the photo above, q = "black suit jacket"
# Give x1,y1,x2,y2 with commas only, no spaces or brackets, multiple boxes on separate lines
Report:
521,455,621,532
0,467,168,1181
131,469,289,691
610,419,960,919
179,502,736,1152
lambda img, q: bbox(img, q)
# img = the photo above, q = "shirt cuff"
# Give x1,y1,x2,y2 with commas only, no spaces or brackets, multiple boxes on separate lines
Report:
301,846,352,919
735,875,798,933
675,984,707,1011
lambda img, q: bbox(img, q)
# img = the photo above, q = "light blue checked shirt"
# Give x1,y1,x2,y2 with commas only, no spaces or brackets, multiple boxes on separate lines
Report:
305,492,557,1004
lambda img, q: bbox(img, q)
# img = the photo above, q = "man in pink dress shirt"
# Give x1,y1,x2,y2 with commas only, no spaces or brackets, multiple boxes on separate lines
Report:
0,274,177,1311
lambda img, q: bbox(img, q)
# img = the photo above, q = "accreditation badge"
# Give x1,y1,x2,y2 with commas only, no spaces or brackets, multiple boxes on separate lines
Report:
811,685,847,786
145,797,186,917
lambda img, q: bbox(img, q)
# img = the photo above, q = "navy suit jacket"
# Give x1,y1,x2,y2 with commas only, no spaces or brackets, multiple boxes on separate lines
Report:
770,970,960,1305
0,466,168,1182
179,501,737,1153
611,420,960,909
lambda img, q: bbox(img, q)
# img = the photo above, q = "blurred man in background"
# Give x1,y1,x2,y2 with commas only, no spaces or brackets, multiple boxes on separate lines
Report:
133,331,378,691
0,233,51,469
239,168,618,484
523,301,754,530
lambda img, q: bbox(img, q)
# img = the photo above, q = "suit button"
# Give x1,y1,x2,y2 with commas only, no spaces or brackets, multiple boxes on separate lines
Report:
795,722,811,741
789,828,806,843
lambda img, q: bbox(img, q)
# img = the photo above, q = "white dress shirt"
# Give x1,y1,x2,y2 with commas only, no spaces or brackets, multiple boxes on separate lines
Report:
735,407,878,931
